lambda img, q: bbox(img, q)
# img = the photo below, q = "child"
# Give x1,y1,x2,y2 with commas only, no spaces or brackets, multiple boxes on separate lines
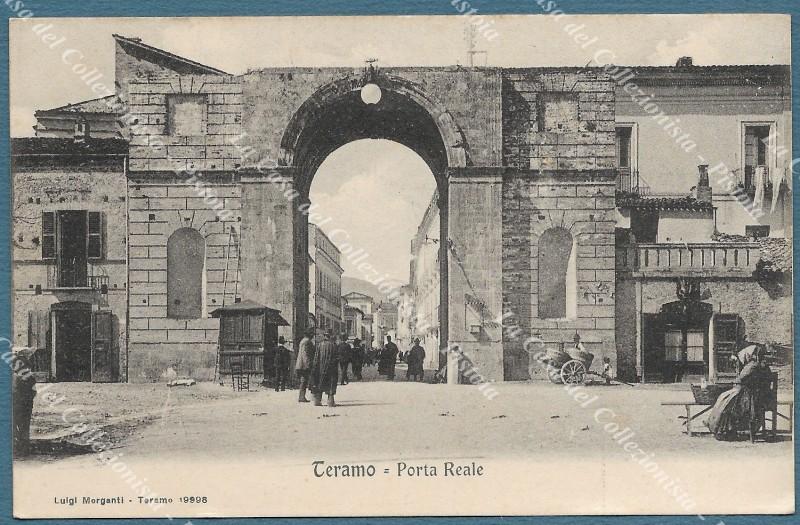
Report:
602,357,613,385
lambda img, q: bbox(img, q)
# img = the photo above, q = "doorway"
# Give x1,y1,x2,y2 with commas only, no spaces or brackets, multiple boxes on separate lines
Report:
53,304,92,382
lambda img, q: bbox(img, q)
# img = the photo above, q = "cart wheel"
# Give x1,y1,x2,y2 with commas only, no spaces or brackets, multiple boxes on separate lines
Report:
560,360,587,385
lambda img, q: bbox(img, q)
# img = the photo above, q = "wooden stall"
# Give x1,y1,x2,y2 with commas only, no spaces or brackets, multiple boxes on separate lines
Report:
210,300,289,380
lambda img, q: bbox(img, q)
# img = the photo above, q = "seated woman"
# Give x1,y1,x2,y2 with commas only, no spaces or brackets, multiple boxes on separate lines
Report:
706,345,772,442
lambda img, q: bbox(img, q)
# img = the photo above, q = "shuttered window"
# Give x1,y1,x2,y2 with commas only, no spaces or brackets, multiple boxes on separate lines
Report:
87,211,103,260
42,211,56,260
41,211,105,261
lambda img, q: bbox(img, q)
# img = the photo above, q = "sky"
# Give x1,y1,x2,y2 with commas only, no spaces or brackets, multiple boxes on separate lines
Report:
9,14,791,282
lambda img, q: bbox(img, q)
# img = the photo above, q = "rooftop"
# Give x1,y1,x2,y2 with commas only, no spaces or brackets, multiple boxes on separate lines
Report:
11,137,128,156
113,34,228,76
35,95,119,116
616,193,713,212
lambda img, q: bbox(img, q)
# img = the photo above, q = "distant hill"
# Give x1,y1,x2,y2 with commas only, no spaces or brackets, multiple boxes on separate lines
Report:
342,276,406,303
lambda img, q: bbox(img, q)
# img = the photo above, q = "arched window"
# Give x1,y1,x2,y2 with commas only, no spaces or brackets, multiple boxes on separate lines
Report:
538,228,576,319
167,228,205,319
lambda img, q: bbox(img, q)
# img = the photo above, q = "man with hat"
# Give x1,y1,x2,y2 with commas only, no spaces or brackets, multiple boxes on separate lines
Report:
310,329,339,407
407,337,426,382
295,327,315,403
351,338,365,381
337,332,352,386
273,336,291,392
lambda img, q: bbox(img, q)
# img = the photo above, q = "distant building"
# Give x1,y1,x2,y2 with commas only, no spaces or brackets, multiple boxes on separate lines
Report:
373,301,398,349
342,291,374,348
393,285,415,350
409,191,441,370
309,224,343,334
343,305,365,342
33,95,122,140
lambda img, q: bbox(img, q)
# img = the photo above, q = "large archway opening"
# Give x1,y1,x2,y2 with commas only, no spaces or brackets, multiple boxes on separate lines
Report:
282,76,459,370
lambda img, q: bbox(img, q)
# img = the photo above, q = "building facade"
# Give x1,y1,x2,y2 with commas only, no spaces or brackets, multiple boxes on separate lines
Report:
409,192,442,370
11,137,129,382
308,223,344,335
10,37,792,384
393,285,415,351
611,61,793,383
373,301,398,349
343,305,367,343
342,292,374,348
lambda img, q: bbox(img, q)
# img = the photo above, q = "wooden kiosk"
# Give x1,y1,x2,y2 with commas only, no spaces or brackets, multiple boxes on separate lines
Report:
210,300,289,384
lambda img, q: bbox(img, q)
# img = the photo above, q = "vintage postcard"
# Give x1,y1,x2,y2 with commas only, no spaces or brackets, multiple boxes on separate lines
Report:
8,11,794,519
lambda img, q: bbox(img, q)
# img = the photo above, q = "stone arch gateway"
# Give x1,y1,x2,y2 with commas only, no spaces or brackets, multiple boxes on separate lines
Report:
121,39,618,382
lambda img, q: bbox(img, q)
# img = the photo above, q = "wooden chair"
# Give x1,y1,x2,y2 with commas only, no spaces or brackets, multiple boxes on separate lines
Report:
230,357,250,392
762,371,793,440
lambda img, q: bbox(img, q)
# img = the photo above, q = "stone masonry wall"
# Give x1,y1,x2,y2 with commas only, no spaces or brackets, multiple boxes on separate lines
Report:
126,74,243,172
126,181,241,382
502,69,616,170
500,68,617,381
502,174,617,380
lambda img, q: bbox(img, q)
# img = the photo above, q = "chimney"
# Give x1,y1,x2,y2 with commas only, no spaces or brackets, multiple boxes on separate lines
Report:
695,164,712,203
73,118,89,143
676,56,693,67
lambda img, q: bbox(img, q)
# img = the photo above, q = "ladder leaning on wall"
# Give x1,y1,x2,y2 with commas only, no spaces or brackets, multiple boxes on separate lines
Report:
213,225,241,385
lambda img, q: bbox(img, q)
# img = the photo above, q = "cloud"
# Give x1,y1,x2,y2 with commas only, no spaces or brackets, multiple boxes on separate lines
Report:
309,140,436,284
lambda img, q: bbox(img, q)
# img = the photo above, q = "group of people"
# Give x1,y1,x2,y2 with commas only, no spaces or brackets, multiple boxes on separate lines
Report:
375,336,426,382
293,328,366,407
267,332,429,406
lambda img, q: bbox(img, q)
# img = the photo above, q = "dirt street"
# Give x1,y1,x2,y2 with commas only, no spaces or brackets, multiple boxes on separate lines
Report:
22,372,793,464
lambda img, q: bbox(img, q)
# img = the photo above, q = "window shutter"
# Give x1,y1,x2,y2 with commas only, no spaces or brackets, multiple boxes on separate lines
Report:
42,211,56,260
87,212,103,260
92,310,113,379
27,310,49,350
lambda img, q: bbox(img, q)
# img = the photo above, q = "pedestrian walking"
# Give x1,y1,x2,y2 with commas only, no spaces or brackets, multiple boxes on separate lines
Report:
295,327,315,403
338,333,352,385
311,330,339,407
379,335,399,380
273,336,290,391
351,338,365,381
407,338,426,382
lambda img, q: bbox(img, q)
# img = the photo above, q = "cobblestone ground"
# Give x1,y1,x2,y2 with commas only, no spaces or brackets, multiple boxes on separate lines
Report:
23,367,792,463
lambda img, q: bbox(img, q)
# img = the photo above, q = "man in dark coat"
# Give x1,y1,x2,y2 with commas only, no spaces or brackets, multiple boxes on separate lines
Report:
338,333,352,385
351,338,365,381
311,330,339,407
380,335,399,380
295,327,315,403
273,336,291,391
407,338,426,382
263,340,276,388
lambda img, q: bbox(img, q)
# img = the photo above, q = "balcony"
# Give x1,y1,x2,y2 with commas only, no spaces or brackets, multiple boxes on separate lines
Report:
616,168,651,196
46,263,110,291
617,242,761,277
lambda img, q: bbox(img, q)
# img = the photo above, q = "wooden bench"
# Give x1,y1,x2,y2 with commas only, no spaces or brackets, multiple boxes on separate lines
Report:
661,400,793,437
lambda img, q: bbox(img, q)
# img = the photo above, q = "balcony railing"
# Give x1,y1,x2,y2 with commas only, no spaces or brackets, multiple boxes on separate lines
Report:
617,242,761,276
46,264,110,290
616,168,651,196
